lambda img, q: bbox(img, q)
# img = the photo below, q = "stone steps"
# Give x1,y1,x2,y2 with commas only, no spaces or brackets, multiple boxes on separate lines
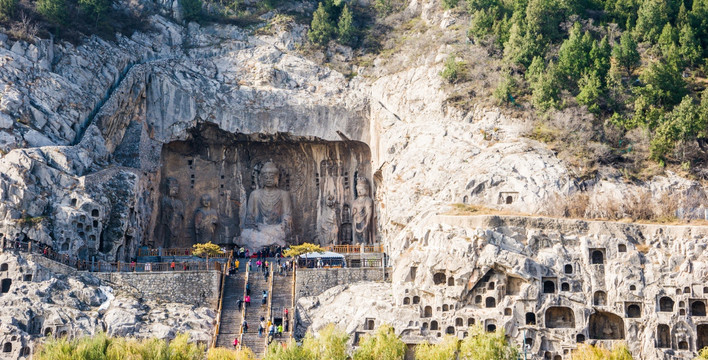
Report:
215,272,246,348
240,269,270,357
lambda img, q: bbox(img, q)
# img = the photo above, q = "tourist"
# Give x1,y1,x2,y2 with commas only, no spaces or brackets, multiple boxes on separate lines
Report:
277,324,283,337
170,260,175,271
246,283,251,295
262,290,267,305
145,262,152,272
131,260,136,272
234,259,240,272
245,295,251,307
237,297,243,310
233,337,239,348
258,320,265,337
284,318,289,332
268,323,275,339
242,319,248,333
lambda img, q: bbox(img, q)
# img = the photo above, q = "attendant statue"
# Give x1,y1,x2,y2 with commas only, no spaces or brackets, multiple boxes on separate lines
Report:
194,194,219,243
242,161,292,251
352,177,374,245
319,193,340,246
159,178,184,247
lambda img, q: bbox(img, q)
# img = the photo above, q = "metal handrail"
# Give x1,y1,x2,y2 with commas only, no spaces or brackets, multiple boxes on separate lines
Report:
238,260,250,351
324,244,383,254
211,251,233,348
264,260,275,350
137,248,232,258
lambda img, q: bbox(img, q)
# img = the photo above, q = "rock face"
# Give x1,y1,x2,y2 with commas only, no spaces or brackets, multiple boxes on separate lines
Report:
1,0,708,358
300,215,708,359
0,252,215,358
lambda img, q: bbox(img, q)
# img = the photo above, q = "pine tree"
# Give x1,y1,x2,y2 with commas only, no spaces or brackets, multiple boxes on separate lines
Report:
0,0,16,20
591,36,612,80
634,0,669,43
525,0,563,41
557,23,592,87
637,60,687,108
79,0,111,26
309,2,335,46
657,23,678,56
180,0,202,22
612,32,640,76
577,71,603,113
678,23,702,66
503,21,538,67
530,60,561,111
37,0,68,24
337,4,355,45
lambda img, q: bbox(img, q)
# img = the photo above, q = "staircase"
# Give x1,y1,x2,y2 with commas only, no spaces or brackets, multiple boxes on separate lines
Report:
215,269,246,348
240,264,271,357
270,267,294,344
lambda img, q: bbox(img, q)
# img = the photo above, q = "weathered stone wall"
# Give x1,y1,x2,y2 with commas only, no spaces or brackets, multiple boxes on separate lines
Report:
94,270,221,308
295,268,385,299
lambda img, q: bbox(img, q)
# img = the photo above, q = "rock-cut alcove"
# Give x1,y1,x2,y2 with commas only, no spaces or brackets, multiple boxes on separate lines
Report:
152,125,372,250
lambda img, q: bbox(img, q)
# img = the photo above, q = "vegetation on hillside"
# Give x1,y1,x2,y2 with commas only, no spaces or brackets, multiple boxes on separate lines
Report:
457,0,708,174
571,343,633,360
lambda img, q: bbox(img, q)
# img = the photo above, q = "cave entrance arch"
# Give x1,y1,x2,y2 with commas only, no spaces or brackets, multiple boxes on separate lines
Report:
697,324,708,352
155,126,372,249
423,306,432,318
659,297,674,312
692,301,706,316
589,312,624,339
657,324,670,348
593,291,606,306
1,279,11,293
545,307,575,328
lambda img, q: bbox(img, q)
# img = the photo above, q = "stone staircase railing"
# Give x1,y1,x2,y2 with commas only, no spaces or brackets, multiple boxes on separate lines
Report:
211,251,233,348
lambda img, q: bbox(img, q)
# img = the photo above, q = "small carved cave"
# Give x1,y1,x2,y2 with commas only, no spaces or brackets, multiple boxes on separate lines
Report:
576,334,585,343
697,324,708,352
447,277,455,286
455,318,463,327
691,300,706,316
424,306,432,318
543,278,556,294
564,264,573,274
659,297,674,312
545,307,575,328
446,326,455,334
433,273,446,285
430,321,439,331
657,324,670,348
485,297,496,308
593,291,607,306
3,343,10,353
591,249,605,264
154,126,372,249
0,263,7,271
589,312,625,340
468,318,475,326
412,296,420,304
403,297,410,305
1,278,11,293
526,312,536,325
626,303,641,318
618,244,627,252
561,282,570,292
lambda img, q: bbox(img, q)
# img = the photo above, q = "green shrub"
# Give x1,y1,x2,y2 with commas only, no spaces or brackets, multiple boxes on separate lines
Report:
37,0,68,25
458,325,518,360
180,0,203,22
0,0,17,20
79,0,110,26
415,335,459,360
440,54,466,84
337,4,355,45
442,0,459,9
493,74,517,105
352,324,406,360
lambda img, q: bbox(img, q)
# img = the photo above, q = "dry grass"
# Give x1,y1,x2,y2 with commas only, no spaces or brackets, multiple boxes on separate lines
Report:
445,203,528,216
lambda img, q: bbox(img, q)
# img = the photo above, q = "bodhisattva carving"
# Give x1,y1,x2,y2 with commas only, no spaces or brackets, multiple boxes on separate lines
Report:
194,194,218,243
160,177,184,247
352,177,374,245
319,193,340,246
242,161,292,251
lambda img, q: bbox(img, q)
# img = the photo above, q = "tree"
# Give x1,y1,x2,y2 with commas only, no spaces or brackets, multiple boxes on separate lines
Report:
264,339,316,360
37,0,68,25
637,60,687,108
416,336,459,360
503,21,539,67
678,23,702,66
698,346,708,359
493,73,517,105
577,71,603,113
0,0,16,20
571,343,634,359
657,23,678,56
180,0,202,22
469,8,496,41
282,243,325,258
192,241,224,257
207,347,257,360
440,54,466,83
612,32,640,76
557,23,593,87
634,0,669,43
302,324,350,360
530,60,561,111
650,95,706,163
352,324,406,360
309,2,336,46
525,0,563,41
590,36,612,81
458,325,519,360
443,0,460,9
337,4,355,45
79,0,110,26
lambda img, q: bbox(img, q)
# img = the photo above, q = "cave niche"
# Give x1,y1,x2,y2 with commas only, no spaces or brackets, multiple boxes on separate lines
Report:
588,312,624,340
545,307,575,328
154,126,372,249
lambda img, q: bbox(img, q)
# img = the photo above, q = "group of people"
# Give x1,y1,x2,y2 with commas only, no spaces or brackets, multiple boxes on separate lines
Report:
234,308,290,349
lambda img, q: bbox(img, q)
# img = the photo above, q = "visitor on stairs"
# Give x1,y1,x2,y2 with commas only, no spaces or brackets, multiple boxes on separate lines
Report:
277,324,283,337
233,337,239,348
262,290,268,305
234,259,240,272
242,319,248,333
245,295,251,307
259,320,265,337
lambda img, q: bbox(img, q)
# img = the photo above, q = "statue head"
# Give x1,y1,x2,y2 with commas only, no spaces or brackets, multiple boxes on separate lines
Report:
200,194,212,208
356,177,370,197
261,161,280,188
166,177,179,197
